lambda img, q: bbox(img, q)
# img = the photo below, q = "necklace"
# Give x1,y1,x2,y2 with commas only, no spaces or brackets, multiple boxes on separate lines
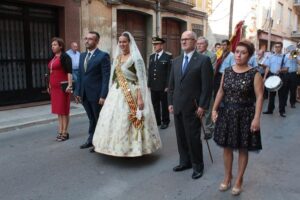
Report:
50,56,58,74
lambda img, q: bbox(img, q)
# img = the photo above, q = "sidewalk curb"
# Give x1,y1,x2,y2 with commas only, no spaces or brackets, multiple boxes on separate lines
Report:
0,112,86,133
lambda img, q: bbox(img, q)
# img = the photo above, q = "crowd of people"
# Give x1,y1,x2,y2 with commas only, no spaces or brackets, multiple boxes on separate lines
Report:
46,30,299,196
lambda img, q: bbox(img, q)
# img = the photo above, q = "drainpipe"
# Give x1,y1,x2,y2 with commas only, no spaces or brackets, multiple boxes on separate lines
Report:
156,0,161,36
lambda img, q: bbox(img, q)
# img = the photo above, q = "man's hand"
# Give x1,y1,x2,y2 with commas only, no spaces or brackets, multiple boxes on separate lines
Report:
99,98,105,105
168,105,174,114
196,107,205,119
164,88,168,92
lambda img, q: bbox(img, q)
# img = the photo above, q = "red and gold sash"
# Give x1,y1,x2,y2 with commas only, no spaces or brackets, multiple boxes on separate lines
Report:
115,57,144,129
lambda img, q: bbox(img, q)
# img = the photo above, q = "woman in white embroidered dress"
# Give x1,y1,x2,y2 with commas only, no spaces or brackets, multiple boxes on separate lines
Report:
92,32,161,157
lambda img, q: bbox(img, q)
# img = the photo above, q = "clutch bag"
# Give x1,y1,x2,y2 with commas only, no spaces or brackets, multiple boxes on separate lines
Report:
60,81,75,92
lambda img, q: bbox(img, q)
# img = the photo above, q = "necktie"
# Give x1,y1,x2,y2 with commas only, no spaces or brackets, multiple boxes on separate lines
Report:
182,55,189,74
155,53,159,62
84,52,91,72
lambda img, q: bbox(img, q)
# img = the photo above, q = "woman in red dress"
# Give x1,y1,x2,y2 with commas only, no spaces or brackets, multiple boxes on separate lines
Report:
48,37,72,141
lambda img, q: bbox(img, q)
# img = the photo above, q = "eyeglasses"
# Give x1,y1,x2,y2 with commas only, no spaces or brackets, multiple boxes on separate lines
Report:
274,45,282,48
181,38,195,42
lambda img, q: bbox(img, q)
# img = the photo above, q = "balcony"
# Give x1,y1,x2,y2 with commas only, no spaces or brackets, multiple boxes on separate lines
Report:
162,0,196,14
291,30,300,38
105,0,156,6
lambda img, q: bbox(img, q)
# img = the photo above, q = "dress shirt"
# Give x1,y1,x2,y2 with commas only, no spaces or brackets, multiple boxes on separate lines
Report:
265,53,284,74
182,50,195,67
66,49,80,70
219,52,235,73
155,50,164,61
284,53,298,73
248,54,258,68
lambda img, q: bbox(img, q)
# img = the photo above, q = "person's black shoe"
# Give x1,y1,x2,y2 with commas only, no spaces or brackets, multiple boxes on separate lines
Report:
160,124,168,129
192,169,203,179
89,147,95,153
263,111,273,114
280,113,286,117
291,104,296,108
80,142,93,149
173,164,192,172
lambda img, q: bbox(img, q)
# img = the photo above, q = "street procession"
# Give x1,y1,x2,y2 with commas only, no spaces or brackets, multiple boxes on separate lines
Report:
0,0,300,199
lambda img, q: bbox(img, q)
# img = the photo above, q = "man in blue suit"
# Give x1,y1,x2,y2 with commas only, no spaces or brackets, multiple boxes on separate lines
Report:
74,31,111,150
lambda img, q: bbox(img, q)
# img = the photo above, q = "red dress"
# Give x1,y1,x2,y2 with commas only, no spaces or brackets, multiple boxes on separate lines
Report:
48,56,70,115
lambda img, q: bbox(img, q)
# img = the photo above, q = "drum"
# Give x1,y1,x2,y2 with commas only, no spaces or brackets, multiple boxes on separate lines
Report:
264,75,283,92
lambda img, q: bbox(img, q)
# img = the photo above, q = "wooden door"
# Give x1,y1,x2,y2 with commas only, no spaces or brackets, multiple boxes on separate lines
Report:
117,10,147,60
162,18,182,57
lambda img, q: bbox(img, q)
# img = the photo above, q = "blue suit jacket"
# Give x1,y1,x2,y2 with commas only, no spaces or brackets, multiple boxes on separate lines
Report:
75,48,111,101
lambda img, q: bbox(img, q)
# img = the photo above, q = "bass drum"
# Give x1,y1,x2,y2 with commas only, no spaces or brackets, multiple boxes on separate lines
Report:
264,75,283,92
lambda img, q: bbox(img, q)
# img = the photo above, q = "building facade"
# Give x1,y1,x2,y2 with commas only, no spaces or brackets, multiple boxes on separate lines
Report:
207,0,300,51
0,0,208,106
80,0,207,60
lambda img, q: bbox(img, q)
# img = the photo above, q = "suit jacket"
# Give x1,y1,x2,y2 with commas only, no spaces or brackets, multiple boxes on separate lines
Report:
148,52,172,91
75,48,111,102
168,51,213,114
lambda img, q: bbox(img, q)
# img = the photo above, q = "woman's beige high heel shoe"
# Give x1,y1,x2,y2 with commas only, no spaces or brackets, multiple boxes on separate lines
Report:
231,187,242,196
219,181,231,191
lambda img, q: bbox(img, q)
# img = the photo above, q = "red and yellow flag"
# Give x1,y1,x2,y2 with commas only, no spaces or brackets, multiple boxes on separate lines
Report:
215,20,245,71
230,20,245,52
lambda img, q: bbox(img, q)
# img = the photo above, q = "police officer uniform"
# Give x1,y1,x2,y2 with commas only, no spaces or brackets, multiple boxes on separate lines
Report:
263,53,287,117
283,53,298,108
148,37,172,129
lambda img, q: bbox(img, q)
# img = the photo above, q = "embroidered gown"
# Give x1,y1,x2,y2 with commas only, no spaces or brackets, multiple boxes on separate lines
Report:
92,56,162,157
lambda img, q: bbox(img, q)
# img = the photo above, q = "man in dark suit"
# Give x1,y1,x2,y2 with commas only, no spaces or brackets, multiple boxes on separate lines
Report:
168,31,213,179
148,36,172,129
74,31,111,150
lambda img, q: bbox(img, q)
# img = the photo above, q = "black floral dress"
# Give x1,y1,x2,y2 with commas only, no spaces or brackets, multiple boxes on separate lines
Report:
214,67,262,151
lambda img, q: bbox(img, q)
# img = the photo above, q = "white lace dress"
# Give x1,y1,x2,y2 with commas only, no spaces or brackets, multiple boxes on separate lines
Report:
92,56,162,157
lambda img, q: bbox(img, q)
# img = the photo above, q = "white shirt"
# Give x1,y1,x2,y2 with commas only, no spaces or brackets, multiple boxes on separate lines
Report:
85,48,97,61
182,50,195,66
155,50,164,60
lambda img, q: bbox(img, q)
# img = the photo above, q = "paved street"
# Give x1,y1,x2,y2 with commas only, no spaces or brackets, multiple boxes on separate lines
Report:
1,104,300,200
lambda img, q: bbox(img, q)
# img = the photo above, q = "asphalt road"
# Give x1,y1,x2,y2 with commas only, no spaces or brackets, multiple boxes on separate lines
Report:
0,104,300,200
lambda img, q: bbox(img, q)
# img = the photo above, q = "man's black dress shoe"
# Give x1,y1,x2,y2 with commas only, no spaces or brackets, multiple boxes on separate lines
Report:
280,113,286,117
263,111,273,114
192,169,203,179
291,104,296,108
160,124,168,129
173,164,192,172
80,142,93,149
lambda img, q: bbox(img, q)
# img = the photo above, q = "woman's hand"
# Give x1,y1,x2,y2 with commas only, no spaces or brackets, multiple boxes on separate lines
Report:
137,96,144,110
212,110,218,123
65,85,73,93
47,85,51,94
250,117,260,133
